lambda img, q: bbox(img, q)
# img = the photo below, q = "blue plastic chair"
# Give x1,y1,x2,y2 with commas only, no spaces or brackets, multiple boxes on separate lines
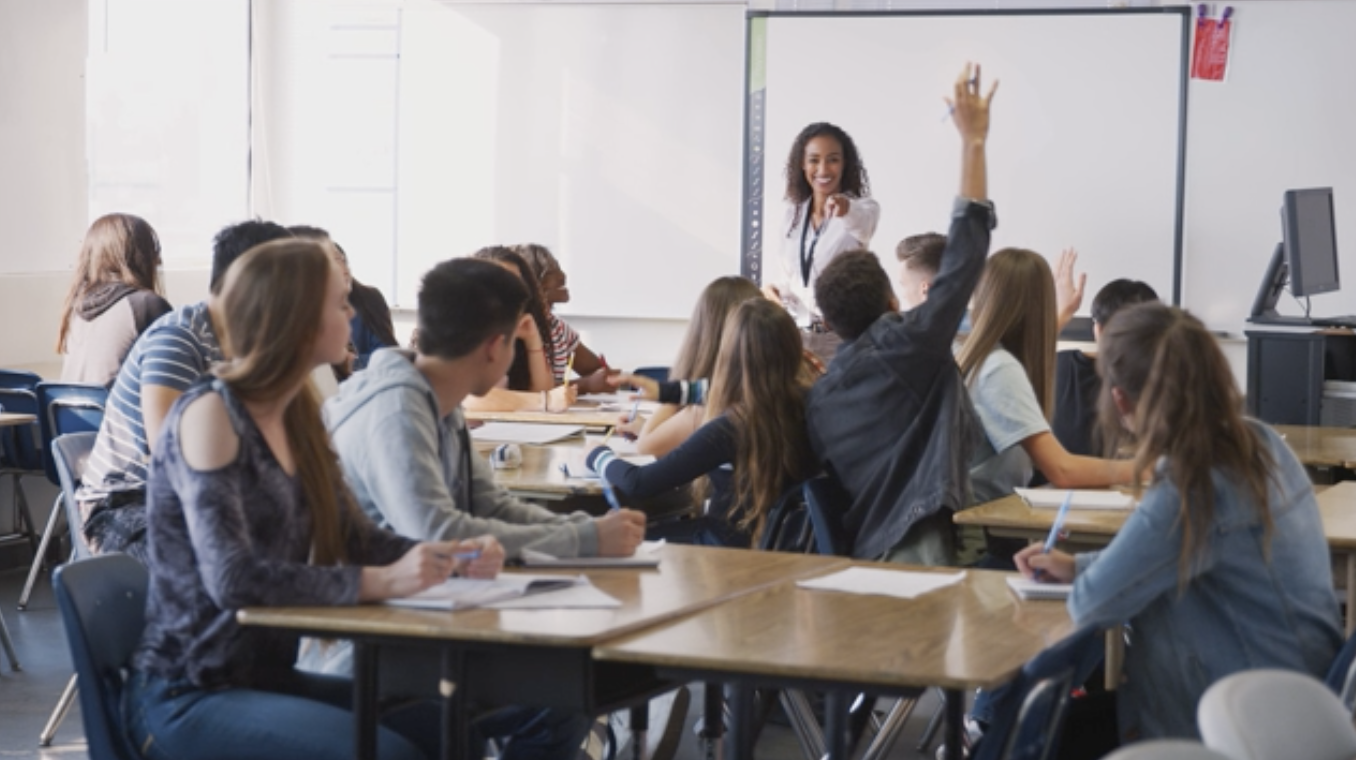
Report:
758,475,849,557
53,553,148,760
0,370,44,564
19,382,108,610
631,366,671,383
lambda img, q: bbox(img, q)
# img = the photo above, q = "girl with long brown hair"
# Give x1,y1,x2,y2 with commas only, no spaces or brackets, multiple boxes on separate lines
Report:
1017,303,1340,744
57,213,172,386
587,298,817,547
511,243,617,392
124,239,503,760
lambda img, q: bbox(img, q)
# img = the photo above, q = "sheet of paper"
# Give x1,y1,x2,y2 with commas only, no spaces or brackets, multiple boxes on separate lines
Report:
386,573,586,610
519,540,665,568
1015,488,1136,511
485,583,622,609
796,567,966,600
1006,575,1072,601
469,422,585,445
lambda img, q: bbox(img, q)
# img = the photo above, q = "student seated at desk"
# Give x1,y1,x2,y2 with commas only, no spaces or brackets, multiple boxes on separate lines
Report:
804,63,994,565
289,225,398,375
125,238,507,760
512,243,617,391
1017,303,1342,746
77,219,293,561
587,298,817,548
461,247,578,413
1051,277,1158,457
57,213,172,387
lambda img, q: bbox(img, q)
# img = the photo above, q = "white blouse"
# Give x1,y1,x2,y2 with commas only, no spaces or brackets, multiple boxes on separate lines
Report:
774,196,880,326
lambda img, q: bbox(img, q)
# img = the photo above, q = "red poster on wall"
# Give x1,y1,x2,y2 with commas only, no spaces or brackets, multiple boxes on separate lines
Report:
1192,7,1234,82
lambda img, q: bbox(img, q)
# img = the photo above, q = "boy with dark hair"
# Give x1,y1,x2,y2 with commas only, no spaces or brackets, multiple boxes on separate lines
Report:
1052,278,1159,456
78,219,292,559
807,64,997,564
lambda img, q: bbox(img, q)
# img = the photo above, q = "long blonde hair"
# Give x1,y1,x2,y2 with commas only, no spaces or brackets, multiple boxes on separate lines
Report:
672,277,763,381
56,213,163,352
956,248,1057,419
700,298,816,541
1097,303,1275,584
215,239,360,566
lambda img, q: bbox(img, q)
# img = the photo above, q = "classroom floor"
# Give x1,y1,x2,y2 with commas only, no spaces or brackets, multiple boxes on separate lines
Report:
0,566,946,760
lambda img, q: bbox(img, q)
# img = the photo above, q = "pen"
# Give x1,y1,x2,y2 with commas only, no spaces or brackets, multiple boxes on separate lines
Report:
564,351,576,385
598,354,610,371
626,398,641,423
601,426,615,446
1035,491,1074,581
600,481,623,512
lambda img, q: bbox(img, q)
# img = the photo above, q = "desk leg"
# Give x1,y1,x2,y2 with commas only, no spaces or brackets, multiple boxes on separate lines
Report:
942,689,964,760
700,683,724,760
631,702,649,760
441,649,471,760
353,642,379,760
727,684,754,760
823,691,850,760
1104,628,1125,692
1347,554,1356,638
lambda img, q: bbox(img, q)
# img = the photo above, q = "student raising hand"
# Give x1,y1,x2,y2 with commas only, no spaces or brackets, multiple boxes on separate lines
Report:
1054,247,1087,330
946,61,999,143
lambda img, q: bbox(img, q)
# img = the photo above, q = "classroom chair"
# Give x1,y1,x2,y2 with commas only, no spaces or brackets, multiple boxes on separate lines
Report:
630,367,671,383
38,432,99,747
52,553,148,760
969,625,1104,760
1198,669,1356,760
19,382,107,610
1103,740,1232,760
0,370,44,565
1326,626,1356,712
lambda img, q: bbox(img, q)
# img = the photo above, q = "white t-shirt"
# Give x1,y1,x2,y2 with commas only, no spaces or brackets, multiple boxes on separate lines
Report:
965,347,1051,505
775,196,880,326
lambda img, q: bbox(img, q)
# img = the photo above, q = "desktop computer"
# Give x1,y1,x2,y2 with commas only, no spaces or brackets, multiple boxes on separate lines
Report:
1249,187,1356,327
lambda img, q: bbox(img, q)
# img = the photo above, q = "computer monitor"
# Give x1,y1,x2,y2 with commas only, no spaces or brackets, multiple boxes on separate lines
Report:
1284,187,1340,297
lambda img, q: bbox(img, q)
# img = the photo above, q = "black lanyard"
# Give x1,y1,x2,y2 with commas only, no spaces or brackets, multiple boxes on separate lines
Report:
799,208,825,288
457,423,473,512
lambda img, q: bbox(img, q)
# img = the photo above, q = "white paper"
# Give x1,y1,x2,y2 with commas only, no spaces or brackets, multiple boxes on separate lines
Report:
519,540,665,568
485,583,622,609
1015,488,1136,511
796,567,966,600
386,573,587,610
1006,575,1072,601
469,423,585,445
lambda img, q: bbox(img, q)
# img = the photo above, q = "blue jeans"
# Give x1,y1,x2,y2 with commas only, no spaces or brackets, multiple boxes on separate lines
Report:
126,669,592,760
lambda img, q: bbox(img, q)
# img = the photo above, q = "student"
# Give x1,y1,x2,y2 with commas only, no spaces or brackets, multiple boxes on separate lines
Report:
56,213,172,387
956,249,1135,517
325,257,646,559
1052,278,1159,457
587,298,817,548
806,63,994,565
124,238,507,760
1017,303,1342,744
77,220,293,560
461,247,577,413
616,276,764,457
512,243,616,392
288,225,397,373
894,232,945,311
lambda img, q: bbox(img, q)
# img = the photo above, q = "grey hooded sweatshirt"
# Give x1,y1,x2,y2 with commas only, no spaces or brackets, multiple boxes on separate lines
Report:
324,348,599,557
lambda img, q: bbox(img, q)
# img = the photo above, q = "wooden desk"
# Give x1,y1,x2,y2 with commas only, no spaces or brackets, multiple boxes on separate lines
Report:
473,437,603,500
466,407,627,429
1319,482,1356,636
1275,424,1356,470
596,565,1074,760
238,545,850,760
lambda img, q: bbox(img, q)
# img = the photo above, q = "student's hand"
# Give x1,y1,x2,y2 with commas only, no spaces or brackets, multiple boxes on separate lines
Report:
454,536,505,580
615,413,646,441
577,367,622,395
761,283,783,303
610,373,660,401
594,508,646,557
823,193,852,218
1014,544,1076,584
360,543,458,601
546,383,577,413
514,313,543,350
946,62,999,144
1055,248,1087,330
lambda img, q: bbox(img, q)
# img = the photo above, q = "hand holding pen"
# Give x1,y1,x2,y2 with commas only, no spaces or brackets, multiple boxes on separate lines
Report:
434,536,505,580
1013,492,1077,584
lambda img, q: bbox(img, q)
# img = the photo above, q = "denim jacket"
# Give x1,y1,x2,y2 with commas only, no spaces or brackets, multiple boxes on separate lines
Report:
1070,421,1342,742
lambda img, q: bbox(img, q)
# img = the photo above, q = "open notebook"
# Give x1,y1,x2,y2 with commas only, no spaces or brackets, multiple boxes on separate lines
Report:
1006,575,1072,601
386,573,619,610
516,540,665,569
1014,488,1136,511
470,423,585,445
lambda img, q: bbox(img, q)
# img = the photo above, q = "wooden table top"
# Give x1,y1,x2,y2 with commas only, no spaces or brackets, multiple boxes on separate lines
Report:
238,544,850,648
1275,425,1356,470
953,495,1127,539
595,565,1075,692
0,412,36,428
466,406,627,429
475,436,603,497
1318,481,1356,549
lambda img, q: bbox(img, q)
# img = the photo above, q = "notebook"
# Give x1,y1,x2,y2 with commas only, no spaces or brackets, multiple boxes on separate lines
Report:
1014,488,1136,511
469,423,585,445
517,540,665,569
1006,575,1072,601
387,573,598,610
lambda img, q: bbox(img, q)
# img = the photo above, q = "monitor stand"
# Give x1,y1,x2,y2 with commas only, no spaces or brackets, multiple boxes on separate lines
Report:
1247,242,1313,326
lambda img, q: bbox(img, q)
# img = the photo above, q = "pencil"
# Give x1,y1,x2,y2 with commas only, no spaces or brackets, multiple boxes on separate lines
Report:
564,351,576,385
601,426,615,446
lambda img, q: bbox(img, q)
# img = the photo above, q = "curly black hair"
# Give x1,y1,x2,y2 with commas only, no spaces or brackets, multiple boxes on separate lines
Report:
783,122,871,234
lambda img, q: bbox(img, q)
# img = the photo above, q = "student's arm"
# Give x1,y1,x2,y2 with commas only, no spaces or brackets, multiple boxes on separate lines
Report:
138,324,212,449
572,342,620,394
462,385,576,413
588,416,737,500
143,386,184,450
1054,248,1086,332
1021,431,1135,489
634,405,703,458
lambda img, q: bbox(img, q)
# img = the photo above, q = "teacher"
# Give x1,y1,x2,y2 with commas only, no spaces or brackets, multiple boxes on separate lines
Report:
764,122,879,361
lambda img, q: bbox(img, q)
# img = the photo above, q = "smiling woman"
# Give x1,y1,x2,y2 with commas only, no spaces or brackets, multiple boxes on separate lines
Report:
765,122,879,360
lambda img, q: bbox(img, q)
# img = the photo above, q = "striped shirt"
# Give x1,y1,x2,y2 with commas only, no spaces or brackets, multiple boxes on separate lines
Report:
79,302,223,504
548,314,581,383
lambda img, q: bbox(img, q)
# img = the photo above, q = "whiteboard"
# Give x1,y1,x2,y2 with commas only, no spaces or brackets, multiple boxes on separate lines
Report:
394,1,747,317
747,10,1189,313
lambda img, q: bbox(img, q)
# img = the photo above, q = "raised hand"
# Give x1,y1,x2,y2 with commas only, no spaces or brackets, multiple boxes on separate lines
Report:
1055,247,1087,329
946,62,999,144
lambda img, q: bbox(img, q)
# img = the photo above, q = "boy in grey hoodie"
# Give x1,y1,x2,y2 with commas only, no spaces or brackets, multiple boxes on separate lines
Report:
325,258,646,559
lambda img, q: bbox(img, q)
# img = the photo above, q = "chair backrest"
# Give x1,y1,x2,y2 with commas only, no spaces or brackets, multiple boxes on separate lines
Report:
631,366,671,383
53,554,149,760
800,476,850,556
1325,626,1356,711
36,382,108,485
53,433,98,561
972,625,1104,760
0,372,42,471
758,482,815,553
1103,740,1234,760
1199,669,1356,760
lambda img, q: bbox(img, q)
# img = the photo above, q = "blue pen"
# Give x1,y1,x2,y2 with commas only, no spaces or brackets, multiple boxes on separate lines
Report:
627,398,641,423
1035,490,1074,581
437,549,482,562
